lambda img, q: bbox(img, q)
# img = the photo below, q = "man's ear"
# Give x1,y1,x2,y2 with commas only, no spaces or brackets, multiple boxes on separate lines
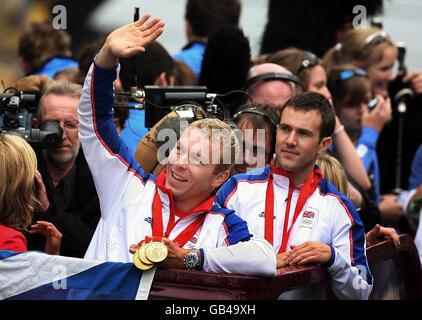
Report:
318,136,332,155
212,169,230,189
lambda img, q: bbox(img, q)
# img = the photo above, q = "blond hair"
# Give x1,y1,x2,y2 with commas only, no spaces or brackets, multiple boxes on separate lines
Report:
0,134,39,230
316,153,348,196
189,118,239,173
322,28,397,73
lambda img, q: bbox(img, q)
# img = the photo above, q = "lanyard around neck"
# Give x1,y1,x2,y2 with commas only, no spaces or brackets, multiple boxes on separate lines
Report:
152,190,207,248
264,168,320,253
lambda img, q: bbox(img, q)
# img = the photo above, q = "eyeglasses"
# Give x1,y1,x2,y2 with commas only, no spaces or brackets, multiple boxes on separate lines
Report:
337,68,368,82
297,52,319,73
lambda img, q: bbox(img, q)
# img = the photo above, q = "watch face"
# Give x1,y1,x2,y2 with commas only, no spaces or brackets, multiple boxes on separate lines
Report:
185,251,199,269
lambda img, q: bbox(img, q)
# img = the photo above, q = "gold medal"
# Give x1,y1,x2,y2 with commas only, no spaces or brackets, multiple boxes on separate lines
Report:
138,242,154,265
145,241,168,263
133,247,154,270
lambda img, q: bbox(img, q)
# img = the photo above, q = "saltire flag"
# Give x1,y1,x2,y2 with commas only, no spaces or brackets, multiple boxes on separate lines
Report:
0,250,155,300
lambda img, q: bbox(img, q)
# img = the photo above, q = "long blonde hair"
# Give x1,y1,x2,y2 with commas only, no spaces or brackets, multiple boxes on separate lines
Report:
0,134,39,230
322,27,397,73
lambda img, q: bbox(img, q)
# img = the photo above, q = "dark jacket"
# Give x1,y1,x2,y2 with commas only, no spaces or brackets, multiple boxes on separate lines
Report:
26,147,101,258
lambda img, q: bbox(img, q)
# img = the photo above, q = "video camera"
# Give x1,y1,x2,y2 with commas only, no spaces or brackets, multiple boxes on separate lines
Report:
0,88,63,148
114,85,248,138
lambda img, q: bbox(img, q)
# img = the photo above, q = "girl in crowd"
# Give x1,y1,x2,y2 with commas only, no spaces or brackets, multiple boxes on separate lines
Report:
326,64,404,227
323,27,422,196
0,134,62,254
323,28,398,98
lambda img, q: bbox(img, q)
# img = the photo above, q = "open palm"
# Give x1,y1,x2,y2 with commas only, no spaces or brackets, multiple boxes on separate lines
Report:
100,13,165,64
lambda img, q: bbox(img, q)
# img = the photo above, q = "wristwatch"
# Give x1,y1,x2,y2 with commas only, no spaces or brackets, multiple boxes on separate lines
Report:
184,249,200,270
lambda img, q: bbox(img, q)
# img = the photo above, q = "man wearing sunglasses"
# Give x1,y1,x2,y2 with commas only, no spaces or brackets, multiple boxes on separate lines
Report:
27,80,101,258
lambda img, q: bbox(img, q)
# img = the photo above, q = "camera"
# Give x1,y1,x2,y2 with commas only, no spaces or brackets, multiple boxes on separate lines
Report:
0,89,63,148
114,85,248,139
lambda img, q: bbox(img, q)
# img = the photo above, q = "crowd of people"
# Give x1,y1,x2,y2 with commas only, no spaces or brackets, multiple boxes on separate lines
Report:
1,0,422,300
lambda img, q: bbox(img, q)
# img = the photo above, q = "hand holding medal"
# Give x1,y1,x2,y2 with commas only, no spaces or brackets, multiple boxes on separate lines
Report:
133,236,168,270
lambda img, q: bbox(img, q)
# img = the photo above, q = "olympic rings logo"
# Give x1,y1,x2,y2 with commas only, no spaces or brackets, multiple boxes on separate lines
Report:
301,218,313,225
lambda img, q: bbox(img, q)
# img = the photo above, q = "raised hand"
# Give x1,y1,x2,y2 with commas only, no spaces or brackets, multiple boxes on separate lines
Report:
361,94,392,133
96,13,165,68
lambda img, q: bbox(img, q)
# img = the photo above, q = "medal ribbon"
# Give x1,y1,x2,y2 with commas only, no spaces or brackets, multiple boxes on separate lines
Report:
152,190,208,248
264,167,321,253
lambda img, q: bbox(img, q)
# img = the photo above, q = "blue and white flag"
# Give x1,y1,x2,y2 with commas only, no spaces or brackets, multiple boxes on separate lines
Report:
0,250,156,300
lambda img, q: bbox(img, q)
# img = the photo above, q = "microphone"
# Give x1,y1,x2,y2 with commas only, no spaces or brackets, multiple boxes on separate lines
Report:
394,87,414,113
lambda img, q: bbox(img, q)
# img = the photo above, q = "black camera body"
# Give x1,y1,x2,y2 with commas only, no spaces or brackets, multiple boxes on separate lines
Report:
0,90,63,148
142,85,216,128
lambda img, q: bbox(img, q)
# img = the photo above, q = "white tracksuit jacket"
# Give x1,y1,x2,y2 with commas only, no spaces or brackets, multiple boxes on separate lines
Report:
215,164,373,299
77,60,276,277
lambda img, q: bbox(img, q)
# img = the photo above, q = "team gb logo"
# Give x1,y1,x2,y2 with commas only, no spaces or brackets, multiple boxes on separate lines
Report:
301,211,315,226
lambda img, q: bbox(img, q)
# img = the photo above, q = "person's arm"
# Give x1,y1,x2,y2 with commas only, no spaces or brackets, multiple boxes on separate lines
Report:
77,15,165,219
366,224,400,249
324,196,373,300
331,116,371,190
201,212,276,277
131,212,277,277
355,127,379,172
357,95,392,171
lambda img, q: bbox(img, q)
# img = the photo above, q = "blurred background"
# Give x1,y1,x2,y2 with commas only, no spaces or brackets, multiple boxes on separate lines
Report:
1,0,421,88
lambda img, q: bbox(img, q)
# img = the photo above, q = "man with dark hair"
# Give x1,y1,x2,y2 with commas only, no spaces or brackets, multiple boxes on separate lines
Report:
118,40,175,155
174,0,241,77
18,22,78,78
216,92,373,299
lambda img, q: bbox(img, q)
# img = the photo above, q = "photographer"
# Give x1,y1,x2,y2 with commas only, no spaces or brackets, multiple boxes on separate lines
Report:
0,134,61,255
23,79,101,258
